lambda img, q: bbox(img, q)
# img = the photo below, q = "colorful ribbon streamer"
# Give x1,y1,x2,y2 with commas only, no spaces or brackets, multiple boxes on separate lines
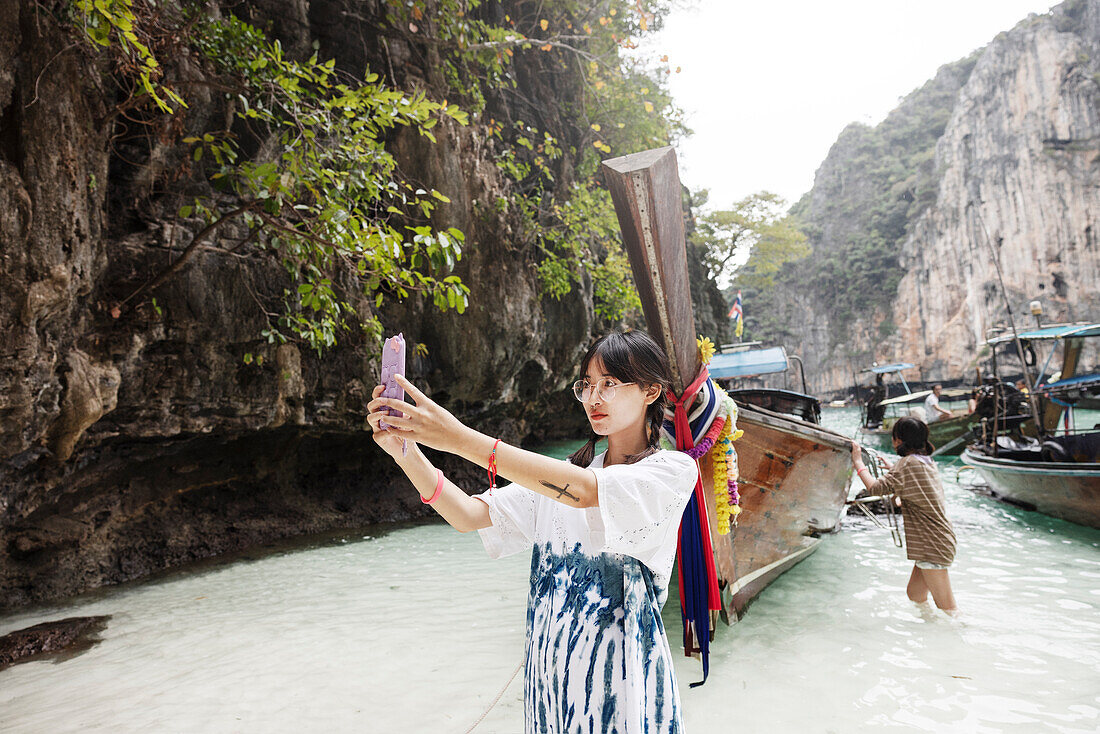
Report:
667,365,722,687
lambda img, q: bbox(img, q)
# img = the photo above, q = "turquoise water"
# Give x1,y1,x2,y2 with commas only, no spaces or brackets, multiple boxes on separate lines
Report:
1,408,1098,732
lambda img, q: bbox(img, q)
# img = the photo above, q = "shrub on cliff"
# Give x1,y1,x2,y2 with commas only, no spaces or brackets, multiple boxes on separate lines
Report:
48,0,695,353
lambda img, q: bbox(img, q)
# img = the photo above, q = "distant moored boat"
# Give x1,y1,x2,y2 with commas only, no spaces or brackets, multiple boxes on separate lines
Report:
963,322,1100,529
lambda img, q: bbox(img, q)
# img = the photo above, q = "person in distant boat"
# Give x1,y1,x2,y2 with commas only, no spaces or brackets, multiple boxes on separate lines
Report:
367,330,697,733
866,373,887,427
923,384,951,423
851,417,958,613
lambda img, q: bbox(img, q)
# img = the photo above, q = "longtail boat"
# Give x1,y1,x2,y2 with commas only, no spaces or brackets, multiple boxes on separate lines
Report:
707,346,857,617
856,363,1029,456
962,322,1100,528
601,147,855,633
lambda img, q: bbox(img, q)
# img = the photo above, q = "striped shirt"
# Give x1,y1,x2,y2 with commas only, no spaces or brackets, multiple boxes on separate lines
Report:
870,454,957,566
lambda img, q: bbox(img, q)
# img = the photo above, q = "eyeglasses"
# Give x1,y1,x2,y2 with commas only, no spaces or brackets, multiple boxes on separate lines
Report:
572,378,635,402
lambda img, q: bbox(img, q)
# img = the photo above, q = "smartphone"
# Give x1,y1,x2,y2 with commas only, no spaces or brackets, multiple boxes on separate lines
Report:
379,334,407,455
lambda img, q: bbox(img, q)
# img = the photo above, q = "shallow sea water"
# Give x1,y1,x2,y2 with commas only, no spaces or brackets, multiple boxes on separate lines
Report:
2,408,1099,733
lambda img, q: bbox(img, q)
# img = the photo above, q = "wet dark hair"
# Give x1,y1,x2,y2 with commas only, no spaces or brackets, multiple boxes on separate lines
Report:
567,331,672,467
892,416,934,456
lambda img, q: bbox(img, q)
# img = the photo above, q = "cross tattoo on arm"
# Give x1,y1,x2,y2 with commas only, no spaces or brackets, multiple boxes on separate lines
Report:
540,480,579,503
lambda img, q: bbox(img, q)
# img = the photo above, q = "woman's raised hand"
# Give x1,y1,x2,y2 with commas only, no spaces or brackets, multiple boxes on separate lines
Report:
850,439,863,466
367,375,468,455
367,384,416,460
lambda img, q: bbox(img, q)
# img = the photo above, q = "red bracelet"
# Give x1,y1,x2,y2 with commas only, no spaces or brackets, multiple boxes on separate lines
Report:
487,438,501,494
422,469,444,504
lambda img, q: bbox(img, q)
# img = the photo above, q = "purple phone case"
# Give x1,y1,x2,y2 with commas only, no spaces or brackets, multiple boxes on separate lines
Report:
379,333,406,431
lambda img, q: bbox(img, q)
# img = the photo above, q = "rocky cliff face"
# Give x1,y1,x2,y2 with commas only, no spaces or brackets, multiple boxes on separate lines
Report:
753,0,1100,395
893,2,1100,378
0,2,725,608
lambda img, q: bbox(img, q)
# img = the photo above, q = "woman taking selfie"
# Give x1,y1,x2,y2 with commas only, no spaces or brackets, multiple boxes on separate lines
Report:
367,330,698,733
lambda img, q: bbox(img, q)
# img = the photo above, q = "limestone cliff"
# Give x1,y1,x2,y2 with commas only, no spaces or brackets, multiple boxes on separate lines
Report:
748,0,1100,394
0,2,726,608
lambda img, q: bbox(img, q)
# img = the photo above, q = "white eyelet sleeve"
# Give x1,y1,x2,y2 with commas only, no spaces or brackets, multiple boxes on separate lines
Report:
474,483,539,559
588,451,699,574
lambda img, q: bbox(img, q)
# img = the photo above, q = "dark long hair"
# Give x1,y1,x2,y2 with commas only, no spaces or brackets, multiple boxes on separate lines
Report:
567,331,672,467
892,416,934,456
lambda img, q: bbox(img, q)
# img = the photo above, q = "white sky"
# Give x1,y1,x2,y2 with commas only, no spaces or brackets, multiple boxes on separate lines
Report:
638,0,1057,210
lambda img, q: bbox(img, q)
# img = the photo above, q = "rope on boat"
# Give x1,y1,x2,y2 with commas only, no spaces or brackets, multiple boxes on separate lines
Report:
848,494,903,548
463,660,523,734
955,465,977,482
848,442,903,547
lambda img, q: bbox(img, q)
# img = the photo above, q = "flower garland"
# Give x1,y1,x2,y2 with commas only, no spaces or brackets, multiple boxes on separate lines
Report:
710,394,743,534
712,418,732,534
683,410,726,459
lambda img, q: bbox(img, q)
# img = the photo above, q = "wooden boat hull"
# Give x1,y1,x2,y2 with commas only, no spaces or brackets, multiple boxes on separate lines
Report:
961,449,1100,528
703,403,854,619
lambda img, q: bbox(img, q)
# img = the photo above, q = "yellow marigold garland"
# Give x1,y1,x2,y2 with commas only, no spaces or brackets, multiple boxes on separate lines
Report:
710,394,743,535
712,417,732,534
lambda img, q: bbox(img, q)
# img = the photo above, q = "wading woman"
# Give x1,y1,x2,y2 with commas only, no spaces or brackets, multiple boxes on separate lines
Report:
851,417,958,612
367,331,698,733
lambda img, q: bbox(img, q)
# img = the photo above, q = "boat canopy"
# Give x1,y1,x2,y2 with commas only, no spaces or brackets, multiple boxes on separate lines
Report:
1040,373,1100,390
1038,373,1100,409
862,363,916,374
879,387,972,407
709,346,788,379
986,322,1100,345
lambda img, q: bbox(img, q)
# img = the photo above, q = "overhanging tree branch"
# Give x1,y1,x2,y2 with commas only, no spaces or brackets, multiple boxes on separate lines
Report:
115,204,254,312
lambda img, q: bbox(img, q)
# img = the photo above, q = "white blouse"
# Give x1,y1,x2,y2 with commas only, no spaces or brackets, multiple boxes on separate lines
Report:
476,449,699,734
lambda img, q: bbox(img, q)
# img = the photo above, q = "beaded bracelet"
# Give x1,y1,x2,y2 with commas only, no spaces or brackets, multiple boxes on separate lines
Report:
487,438,501,494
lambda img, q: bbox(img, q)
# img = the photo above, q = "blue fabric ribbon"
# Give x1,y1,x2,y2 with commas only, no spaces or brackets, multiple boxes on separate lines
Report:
678,492,712,688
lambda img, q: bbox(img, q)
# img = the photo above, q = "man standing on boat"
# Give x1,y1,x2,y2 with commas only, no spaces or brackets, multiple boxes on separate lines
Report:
923,384,951,423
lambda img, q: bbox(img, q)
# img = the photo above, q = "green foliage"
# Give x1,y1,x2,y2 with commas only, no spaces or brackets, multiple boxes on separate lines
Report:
69,0,185,112
63,0,692,344
591,248,641,321
534,183,640,321
694,191,808,289
64,3,471,354
419,1,684,321
186,15,470,352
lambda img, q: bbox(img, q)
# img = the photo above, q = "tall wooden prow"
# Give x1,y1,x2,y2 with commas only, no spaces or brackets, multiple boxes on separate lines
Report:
601,146,857,637
600,147,701,396
601,146,719,685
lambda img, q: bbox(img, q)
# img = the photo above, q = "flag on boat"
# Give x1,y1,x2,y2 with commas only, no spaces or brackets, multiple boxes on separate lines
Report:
728,291,744,338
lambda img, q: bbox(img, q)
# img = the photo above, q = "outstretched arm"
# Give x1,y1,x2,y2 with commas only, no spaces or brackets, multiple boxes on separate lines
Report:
368,376,600,508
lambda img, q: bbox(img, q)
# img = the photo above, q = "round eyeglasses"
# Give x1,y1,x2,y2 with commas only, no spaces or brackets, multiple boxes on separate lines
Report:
572,378,635,402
